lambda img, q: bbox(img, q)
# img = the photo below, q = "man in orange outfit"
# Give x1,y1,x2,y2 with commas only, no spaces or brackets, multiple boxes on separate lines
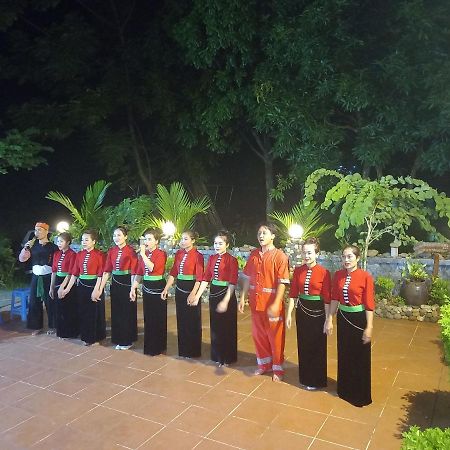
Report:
239,222,290,382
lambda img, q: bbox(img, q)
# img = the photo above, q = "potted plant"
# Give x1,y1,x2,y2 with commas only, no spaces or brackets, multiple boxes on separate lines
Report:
400,260,430,306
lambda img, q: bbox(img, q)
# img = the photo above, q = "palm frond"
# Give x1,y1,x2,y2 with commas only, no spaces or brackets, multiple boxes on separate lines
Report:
46,191,85,226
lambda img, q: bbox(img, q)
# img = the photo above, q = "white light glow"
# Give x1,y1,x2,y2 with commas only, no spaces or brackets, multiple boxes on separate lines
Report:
288,223,304,239
162,221,176,237
56,221,70,233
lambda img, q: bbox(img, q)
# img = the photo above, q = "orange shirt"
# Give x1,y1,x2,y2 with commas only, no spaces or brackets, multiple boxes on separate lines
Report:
243,248,290,312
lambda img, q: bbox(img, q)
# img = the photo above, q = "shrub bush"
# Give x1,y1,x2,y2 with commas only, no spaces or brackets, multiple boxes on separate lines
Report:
439,303,450,364
0,234,16,288
429,277,450,306
375,276,395,300
401,426,450,449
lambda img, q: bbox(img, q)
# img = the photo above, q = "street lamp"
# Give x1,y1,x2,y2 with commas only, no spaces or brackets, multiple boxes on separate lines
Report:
288,223,304,240
56,221,70,233
162,221,176,238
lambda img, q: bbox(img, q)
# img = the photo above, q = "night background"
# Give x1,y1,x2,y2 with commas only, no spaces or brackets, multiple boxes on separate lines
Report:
1,0,449,249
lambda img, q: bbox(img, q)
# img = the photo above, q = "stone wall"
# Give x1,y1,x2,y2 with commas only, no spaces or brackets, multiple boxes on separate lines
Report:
375,299,440,323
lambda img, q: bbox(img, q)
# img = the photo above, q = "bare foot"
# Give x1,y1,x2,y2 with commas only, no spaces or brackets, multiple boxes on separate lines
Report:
254,368,266,376
31,329,43,336
272,374,283,383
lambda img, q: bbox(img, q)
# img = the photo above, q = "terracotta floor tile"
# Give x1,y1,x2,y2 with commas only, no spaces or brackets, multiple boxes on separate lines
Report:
15,389,95,426
253,428,313,450
105,414,163,448
48,373,97,396
308,439,355,449
393,371,441,391
68,405,127,435
128,353,170,372
0,357,45,380
250,378,302,405
207,416,266,448
187,362,232,387
195,386,246,415
233,397,282,427
77,360,149,386
0,405,34,433
24,367,71,388
132,394,189,424
1,415,59,448
195,438,243,449
316,416,373,449
289,389,336,414
155,357,201,378
0,374,17,390
73,379,125,404
170,405,224,436
217,371,265,395
102,387,159,414
32,425,113,450
0,381,41,405
139,425,202,449
53,354,99,372
367,432,404,450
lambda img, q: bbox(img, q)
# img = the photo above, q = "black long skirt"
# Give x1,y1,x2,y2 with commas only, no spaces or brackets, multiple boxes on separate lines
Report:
175,279,201,358
110,274,137,346
54,275,79,338
77,278,106,345
337,309,372,407
209,284,237,365
296,298,327,388
27,273,52,330
142,279,167,355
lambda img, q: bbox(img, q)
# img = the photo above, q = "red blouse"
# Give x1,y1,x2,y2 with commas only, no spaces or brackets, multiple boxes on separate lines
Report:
70,249,105,277
203,252,239,285
169,248,204,280
51,248,77,274
331,269,375,311
242,248,290,312
290,264,331,303
103,244,138,273
134,248,167,277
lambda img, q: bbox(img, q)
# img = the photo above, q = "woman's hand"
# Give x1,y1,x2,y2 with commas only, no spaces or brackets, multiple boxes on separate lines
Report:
286,313,292,329
216,300,228,313
187,293,199,306
161,289,168,300
130,289,136,302
362,326,372,344
49,288,54,299
324,316,333,336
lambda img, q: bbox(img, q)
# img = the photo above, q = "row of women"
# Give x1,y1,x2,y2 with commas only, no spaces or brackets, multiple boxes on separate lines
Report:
20,223,373,407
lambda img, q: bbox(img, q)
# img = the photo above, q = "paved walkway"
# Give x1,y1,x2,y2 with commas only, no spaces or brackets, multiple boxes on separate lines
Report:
0,302,448,450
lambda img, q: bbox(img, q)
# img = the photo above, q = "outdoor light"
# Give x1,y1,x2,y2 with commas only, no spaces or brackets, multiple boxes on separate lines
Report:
288,223,304,240
56,221,70,233
162,221,176,237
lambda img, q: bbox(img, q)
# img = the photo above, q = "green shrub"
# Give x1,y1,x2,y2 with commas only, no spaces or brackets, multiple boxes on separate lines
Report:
0,234,16,288
439,303,450,364
402,260,429,282
235,255,247,270
165,256,174,275
429,277,450,306
401,426,450,449
375,276,395,300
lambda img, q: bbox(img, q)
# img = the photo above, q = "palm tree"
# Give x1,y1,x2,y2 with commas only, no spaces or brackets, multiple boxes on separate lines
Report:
146,182,211,239
269,200,333,243
46,180,111,242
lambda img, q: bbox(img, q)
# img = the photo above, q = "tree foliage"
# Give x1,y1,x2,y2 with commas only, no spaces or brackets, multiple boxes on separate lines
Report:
46,180,111,243
147,182,211,239
304,168,450,268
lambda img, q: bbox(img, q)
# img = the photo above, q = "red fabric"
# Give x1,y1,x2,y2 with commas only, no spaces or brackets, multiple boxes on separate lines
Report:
169,248,204,279
103,244,138,273
70,249,105,277
202,252,239,285
51,248,77,273
243,248,290,312
331,269,375,311
290,264,331,303
251,310,286,375
134,248,167,276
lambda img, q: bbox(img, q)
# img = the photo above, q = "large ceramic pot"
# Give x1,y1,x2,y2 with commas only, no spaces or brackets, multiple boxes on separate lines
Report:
400,281,429,306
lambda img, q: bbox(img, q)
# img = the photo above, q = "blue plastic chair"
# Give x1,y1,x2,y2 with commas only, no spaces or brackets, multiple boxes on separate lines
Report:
10,288,30,322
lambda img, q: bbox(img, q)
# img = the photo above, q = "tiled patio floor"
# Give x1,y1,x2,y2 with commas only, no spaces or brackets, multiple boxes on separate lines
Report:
0,301,448,450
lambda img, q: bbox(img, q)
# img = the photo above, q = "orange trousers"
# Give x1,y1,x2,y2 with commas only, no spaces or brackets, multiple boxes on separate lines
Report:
250,309,285,375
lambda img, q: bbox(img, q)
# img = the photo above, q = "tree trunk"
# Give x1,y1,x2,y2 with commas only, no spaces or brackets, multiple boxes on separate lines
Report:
250,130,275,218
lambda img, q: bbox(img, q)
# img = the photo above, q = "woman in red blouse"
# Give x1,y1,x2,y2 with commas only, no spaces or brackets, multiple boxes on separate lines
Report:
161,230,204,358
61,229,106,346
194,230,239,366
287,237,331,390
96,226,138,350
327,245,374,407
49,232,78,338
130,228,167,355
